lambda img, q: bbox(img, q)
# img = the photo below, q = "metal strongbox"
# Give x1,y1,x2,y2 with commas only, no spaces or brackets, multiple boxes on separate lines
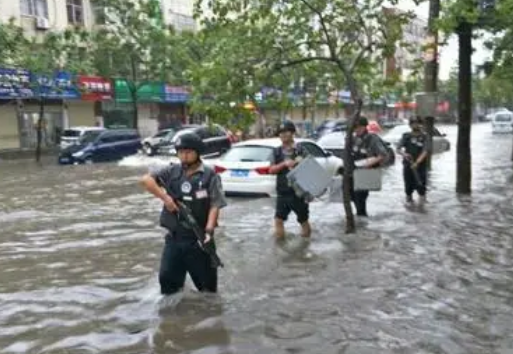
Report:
353,168,382,191
287,156,332,200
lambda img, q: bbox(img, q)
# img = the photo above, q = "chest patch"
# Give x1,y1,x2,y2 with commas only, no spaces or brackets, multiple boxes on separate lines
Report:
181,181,192,194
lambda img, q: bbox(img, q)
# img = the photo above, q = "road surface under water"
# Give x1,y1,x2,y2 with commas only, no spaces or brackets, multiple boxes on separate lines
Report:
1,123,513,354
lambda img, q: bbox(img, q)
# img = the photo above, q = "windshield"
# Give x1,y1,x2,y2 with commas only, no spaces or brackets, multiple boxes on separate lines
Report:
221,146,275,162
79,130,103,144
495,114,512,122
62,129,81,138
155,129,173,138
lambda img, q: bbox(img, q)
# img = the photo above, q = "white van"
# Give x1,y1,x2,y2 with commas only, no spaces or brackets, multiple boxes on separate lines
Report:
60,126,105,149
491,112,513,134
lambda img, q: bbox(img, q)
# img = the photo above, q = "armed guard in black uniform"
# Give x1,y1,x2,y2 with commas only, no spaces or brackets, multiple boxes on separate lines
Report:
396,116,432,204
139,132,227,295
350,117,389,216
269,121,311,239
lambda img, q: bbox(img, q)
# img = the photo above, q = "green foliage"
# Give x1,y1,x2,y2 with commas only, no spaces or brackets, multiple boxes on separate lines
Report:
190,0,412,126
0,19,28,67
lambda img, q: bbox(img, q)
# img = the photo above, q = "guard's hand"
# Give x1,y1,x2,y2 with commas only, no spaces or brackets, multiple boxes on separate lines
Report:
411,162,419,170
163,195,178,213
284,159,296,168
204,228,214,244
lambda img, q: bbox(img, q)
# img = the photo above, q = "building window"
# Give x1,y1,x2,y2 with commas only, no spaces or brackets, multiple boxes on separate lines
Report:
93,6,106,25
66,0,84,25
20,0,48,18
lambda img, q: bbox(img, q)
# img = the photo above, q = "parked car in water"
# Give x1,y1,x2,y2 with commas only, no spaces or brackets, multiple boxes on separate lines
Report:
58,129,141,165
316,131,396,166
59,126,105,150
491,111,513,134
142,128,177,156
212,138,343,197
154,124,232,157
382,124,450,154
311,119,347,139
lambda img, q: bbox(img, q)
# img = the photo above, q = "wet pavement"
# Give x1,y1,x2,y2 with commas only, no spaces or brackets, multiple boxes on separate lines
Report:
0,122,512,354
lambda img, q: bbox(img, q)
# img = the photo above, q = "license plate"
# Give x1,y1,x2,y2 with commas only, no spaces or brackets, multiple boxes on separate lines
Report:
59,157,69,163
231,169,249,177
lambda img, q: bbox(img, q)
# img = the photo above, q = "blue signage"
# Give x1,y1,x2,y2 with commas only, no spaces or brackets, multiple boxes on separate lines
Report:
31,71,80,99
0,67,80,99
0,68,33,99
164,85,190,103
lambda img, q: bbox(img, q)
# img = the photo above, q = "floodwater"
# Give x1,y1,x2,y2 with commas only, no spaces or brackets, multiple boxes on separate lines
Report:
0,123,512,354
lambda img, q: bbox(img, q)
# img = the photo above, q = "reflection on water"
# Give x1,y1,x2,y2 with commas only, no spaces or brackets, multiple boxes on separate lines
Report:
1,123,513,353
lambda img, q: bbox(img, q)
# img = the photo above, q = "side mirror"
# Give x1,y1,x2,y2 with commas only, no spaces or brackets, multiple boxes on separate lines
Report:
441,133,447,137
325,150,333,157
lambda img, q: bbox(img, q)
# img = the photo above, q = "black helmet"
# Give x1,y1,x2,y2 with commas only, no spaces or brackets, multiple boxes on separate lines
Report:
175,132,205,154
278,120,296,133
409,116,422,125
356,116,369,127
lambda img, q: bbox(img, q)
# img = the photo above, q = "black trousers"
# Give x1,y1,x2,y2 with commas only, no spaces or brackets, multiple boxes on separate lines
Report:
349,177,369,216
403,164,427,196
275,193,310,223
159,234,217,295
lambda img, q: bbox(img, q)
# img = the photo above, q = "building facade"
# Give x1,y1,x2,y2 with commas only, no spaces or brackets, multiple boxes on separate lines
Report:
0,0,197,151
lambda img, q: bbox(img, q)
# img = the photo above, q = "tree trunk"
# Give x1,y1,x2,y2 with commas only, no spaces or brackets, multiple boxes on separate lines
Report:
456,22,473,194
130,56,139,131
423,0,440,170
35,97,45,163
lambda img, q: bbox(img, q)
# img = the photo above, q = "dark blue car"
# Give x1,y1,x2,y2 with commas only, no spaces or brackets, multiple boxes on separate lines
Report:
58,129,141,165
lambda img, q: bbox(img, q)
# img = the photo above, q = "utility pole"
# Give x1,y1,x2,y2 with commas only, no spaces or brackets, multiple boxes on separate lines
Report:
423,0,440,169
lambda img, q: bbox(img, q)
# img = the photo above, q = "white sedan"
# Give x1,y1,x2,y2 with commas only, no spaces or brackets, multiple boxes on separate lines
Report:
212,138,343,197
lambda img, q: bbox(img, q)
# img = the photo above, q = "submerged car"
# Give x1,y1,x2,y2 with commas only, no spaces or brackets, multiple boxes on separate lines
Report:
58,129,141,165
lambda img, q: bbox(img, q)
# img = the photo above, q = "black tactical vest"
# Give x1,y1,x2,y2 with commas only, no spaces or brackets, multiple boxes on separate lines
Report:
353,133,371,160
159,164,214,238
401,132,427,165
274,144,304,195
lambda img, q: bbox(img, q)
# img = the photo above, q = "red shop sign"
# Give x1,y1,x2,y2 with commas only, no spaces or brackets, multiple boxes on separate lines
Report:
78,75,112,101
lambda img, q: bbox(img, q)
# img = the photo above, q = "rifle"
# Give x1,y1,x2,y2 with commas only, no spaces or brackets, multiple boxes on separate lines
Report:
176,201,224,268
408,160,423,187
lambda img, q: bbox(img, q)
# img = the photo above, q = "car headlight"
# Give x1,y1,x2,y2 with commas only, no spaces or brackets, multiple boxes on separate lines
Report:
169,148,176,155
72,151,85,157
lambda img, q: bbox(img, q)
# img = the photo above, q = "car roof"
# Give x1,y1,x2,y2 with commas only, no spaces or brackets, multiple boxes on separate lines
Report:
66,126,105,131
232,137,317,148
317,132,346,148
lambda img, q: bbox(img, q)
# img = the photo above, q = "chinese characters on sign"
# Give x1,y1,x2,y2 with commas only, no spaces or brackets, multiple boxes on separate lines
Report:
0,68,32,99
164,85,190,103
77,76,113,101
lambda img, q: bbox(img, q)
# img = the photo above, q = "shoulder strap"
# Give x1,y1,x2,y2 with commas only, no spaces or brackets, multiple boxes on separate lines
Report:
201,165,215,187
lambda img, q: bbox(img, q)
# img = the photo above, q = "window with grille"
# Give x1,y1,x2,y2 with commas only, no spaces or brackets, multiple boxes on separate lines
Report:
66,0,84,25
20,0,48,18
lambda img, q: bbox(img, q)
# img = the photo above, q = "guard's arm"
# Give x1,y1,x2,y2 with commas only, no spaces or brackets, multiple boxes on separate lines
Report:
206,174,227,232
415,134,432,165
396,133,407,156
139,168,175,204
365,135,387,167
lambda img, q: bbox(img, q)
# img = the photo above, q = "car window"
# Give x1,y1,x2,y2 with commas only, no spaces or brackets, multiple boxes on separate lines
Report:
212,125,226,137
433,128,442,137
495,113,513,122
221,146,275,162
155,130,172,138
298,142,327,157
80,130,103,144
62,129,82,137
196,127,211,139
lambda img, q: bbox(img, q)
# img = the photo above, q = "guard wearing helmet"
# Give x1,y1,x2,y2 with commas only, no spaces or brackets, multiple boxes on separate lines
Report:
139,132,227,295
351,117,389,216
396,116,432,204
269,121,311,239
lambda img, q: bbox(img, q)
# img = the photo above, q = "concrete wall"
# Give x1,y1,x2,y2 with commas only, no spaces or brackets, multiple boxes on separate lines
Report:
0,103,20,150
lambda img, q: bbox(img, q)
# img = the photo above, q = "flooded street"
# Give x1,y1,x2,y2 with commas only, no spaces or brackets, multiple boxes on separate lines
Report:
1,122,513,354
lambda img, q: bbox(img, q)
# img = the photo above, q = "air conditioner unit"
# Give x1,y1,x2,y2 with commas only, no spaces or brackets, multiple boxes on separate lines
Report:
35,17,50,30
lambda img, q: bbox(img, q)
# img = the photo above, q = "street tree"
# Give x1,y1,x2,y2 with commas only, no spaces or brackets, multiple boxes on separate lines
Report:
194,0,411,233
16,30,94,162
438,0,500,194
89,0,178,129
0,19,28,66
